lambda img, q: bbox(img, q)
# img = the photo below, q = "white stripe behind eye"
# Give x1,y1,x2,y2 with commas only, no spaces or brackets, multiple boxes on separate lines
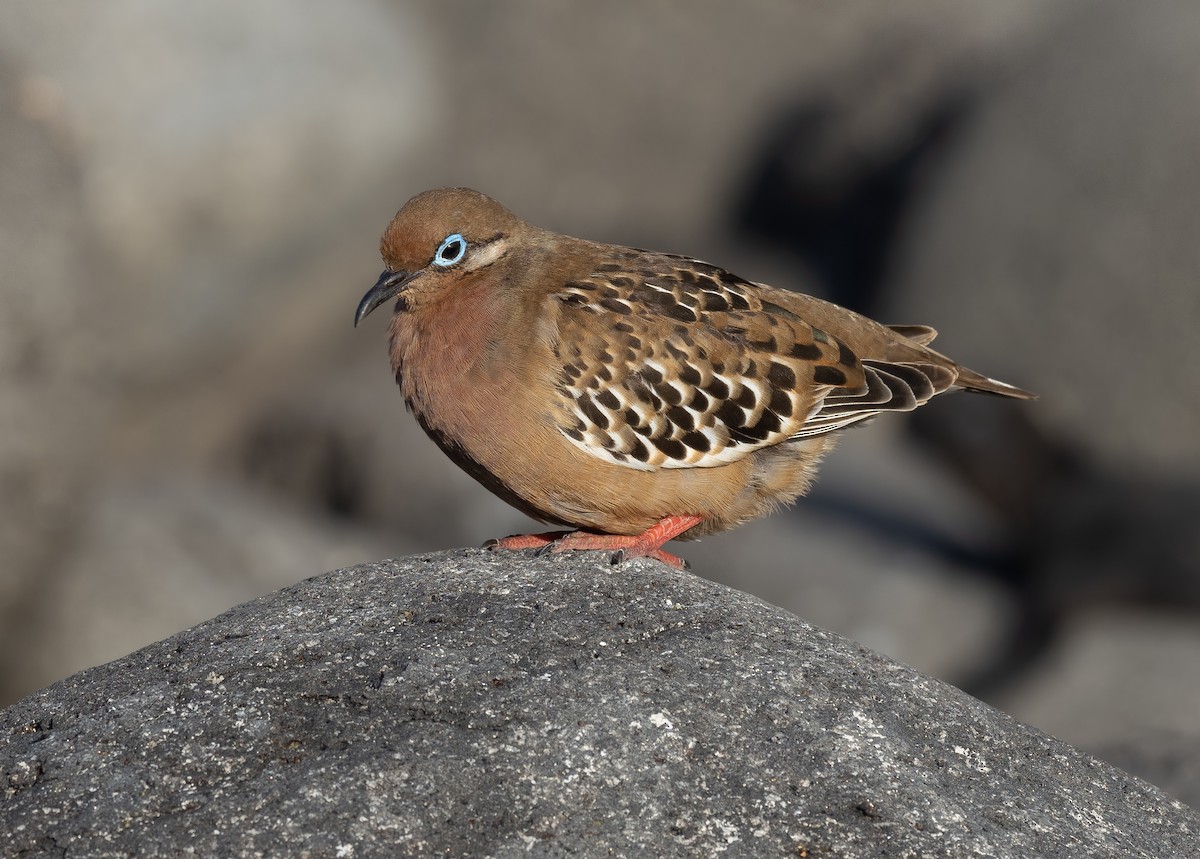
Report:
463,238,509,272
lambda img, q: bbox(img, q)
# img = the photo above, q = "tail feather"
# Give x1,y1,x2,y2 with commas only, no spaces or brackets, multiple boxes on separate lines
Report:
952,366,1037,400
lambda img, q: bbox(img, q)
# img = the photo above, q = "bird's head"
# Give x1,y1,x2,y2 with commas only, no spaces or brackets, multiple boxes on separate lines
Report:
354,187,524,325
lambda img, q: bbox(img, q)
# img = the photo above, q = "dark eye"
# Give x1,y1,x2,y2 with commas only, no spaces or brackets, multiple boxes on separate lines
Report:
433,233,467,267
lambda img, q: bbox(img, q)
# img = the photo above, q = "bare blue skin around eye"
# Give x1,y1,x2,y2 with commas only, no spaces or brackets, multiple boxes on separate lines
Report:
433,233,467,266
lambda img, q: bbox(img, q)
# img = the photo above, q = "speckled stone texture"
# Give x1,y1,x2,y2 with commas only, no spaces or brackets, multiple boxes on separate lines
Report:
2,551,1197,858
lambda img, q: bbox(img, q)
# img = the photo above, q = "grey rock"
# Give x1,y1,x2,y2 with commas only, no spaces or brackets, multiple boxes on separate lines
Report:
1094,734,1200,814
2,551,1195,857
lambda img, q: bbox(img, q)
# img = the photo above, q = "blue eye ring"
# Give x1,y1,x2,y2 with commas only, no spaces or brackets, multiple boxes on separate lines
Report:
433,233,467,267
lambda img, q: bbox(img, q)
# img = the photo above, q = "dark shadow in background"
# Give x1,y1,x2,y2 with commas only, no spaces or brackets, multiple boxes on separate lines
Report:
731,94,1200,699
732,93,972,313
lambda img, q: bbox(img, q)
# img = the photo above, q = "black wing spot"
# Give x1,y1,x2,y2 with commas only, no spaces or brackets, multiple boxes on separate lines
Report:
769,387,793,418
813,365,847,387
580,396,610,429
790,342,822,361
667,404,696,432
836,338,857,368
643,289,675,312
682,431,712,453
652,436,687,461
715,400,745,428
600,297,632,315
767,362,796,390
734,386,757,409
666,304,698,323
756,410,783,435
629,373,664,412
734,411,780,442
704,377,730,400
654,381,684,406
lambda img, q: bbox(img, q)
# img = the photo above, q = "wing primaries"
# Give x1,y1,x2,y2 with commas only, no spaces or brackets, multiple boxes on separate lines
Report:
546,250,1005,469
791,361,957,438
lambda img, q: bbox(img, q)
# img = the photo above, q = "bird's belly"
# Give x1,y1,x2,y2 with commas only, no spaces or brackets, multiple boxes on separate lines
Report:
415,392,832,537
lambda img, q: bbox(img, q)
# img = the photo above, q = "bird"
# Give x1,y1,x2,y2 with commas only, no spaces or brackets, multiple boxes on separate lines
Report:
355,188,1034,569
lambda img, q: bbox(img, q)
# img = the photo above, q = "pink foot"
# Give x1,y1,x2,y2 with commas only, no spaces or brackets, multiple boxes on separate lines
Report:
485,531,571,551
484,515,703,570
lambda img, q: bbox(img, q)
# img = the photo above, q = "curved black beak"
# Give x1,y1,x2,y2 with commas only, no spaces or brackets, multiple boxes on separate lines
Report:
354,269,415,327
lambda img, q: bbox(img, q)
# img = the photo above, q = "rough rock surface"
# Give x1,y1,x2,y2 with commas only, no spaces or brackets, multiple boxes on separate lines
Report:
2,551,1196,858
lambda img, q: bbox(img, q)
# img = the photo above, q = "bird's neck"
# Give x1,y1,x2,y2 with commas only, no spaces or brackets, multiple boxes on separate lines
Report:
387,275,536,426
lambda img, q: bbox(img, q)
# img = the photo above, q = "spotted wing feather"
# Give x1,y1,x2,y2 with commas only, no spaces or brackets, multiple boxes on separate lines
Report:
548,253,849,469
549,252,953,470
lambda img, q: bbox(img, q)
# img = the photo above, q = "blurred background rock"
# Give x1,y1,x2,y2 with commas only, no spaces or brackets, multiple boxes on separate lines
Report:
1,0,1196,806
